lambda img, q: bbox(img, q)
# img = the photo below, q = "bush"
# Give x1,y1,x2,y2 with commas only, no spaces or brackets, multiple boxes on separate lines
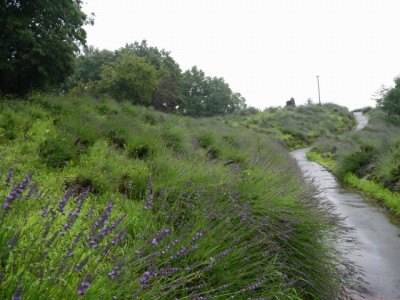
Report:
336,146,375,179
38,133,80,168
162,127,187,153
96,53,161,104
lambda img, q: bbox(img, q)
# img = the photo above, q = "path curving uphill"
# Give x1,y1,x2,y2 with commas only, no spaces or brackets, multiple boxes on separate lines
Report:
291,113,400,299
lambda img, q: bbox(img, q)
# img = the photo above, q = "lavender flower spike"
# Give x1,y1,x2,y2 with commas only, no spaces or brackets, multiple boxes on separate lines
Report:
91,200,114,234
4,168,14,187
58,187,75,215
77,274,92,295
11,286,22,300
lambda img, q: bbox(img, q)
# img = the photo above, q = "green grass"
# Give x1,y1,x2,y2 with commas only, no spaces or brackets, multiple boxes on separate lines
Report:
343,173,400,215
0,93,360,299
306,151,336,171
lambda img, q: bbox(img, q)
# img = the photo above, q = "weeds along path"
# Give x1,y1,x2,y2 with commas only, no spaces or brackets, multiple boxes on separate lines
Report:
291,113,400,299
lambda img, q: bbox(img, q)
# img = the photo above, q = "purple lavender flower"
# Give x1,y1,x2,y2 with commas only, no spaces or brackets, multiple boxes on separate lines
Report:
77,274,92,295
7,231,20,250
74,188,90,203
58,187,75,215
68,231,83,257
155,267,181,277
93,213,126,243
1,172,33,210
4,168,14,187
2,184,21,211
185,283,207,292
75,256,89,272
26,183,38,200
11,286,22,300
247,278,267,291
217,283,232,290
111,230,125,246
103,230,127,256
143,193,154,210
191,231,204,243
63,194,87,231
170,244,200,260
161,235,184,255
215,249,232,261
46,230,60,247
107,259,125,280
84,206,94,220
140,270,153,285
110,214,126,230
91,201,113,234
41,218,55,243
19,172,33,190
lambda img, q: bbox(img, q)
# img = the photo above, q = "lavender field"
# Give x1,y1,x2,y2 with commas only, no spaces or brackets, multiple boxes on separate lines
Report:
0,95,358,299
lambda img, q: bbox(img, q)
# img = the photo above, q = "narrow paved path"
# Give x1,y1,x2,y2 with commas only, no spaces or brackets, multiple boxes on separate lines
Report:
291,113,400,299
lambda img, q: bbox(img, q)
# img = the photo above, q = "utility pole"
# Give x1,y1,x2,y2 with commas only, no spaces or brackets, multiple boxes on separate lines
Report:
316,75,321,105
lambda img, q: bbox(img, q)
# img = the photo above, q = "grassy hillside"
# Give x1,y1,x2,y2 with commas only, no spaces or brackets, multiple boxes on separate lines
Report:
226,103,355,150
0,95,358,299
308,108,400,216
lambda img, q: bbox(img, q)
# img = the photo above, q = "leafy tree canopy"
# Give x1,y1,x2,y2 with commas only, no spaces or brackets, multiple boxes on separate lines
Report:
96,53,160,105
69,40,247,116
118,41,183,112
74,46,115,84
0,0,91,95
378,77,400,116
180,66,246,117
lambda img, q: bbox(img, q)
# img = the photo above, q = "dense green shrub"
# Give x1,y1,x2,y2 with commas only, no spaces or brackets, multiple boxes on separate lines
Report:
38,133,80,168
96,53,161,104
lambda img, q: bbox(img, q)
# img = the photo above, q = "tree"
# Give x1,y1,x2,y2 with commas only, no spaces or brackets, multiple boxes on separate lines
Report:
372,84,389,107
74,46,116,83
96,53,160,105
118,41,183,112
180,66,208,117
180,66,246,117
0,0,91,95
378,77,400,116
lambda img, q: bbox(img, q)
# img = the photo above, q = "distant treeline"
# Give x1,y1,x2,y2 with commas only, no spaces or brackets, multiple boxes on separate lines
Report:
68,41,247,117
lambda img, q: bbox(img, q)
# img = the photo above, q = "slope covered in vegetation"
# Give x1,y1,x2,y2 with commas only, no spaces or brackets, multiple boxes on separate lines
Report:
227,103,355,150
0,94,358,299
308,108,400,216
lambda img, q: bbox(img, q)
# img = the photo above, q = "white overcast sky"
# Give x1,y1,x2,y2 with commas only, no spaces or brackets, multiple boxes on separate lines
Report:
82,0,400,110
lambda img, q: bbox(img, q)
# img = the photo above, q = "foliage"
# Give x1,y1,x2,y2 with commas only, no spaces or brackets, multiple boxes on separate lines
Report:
225,103,356,150
96,53,160,104
67,40,246,117
378,77,400,116
0,0,91,95
119,41,184,112
74,46,116,84
180,66,246,117
371,84,389,107
335,145,375,180
0,93,360,299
